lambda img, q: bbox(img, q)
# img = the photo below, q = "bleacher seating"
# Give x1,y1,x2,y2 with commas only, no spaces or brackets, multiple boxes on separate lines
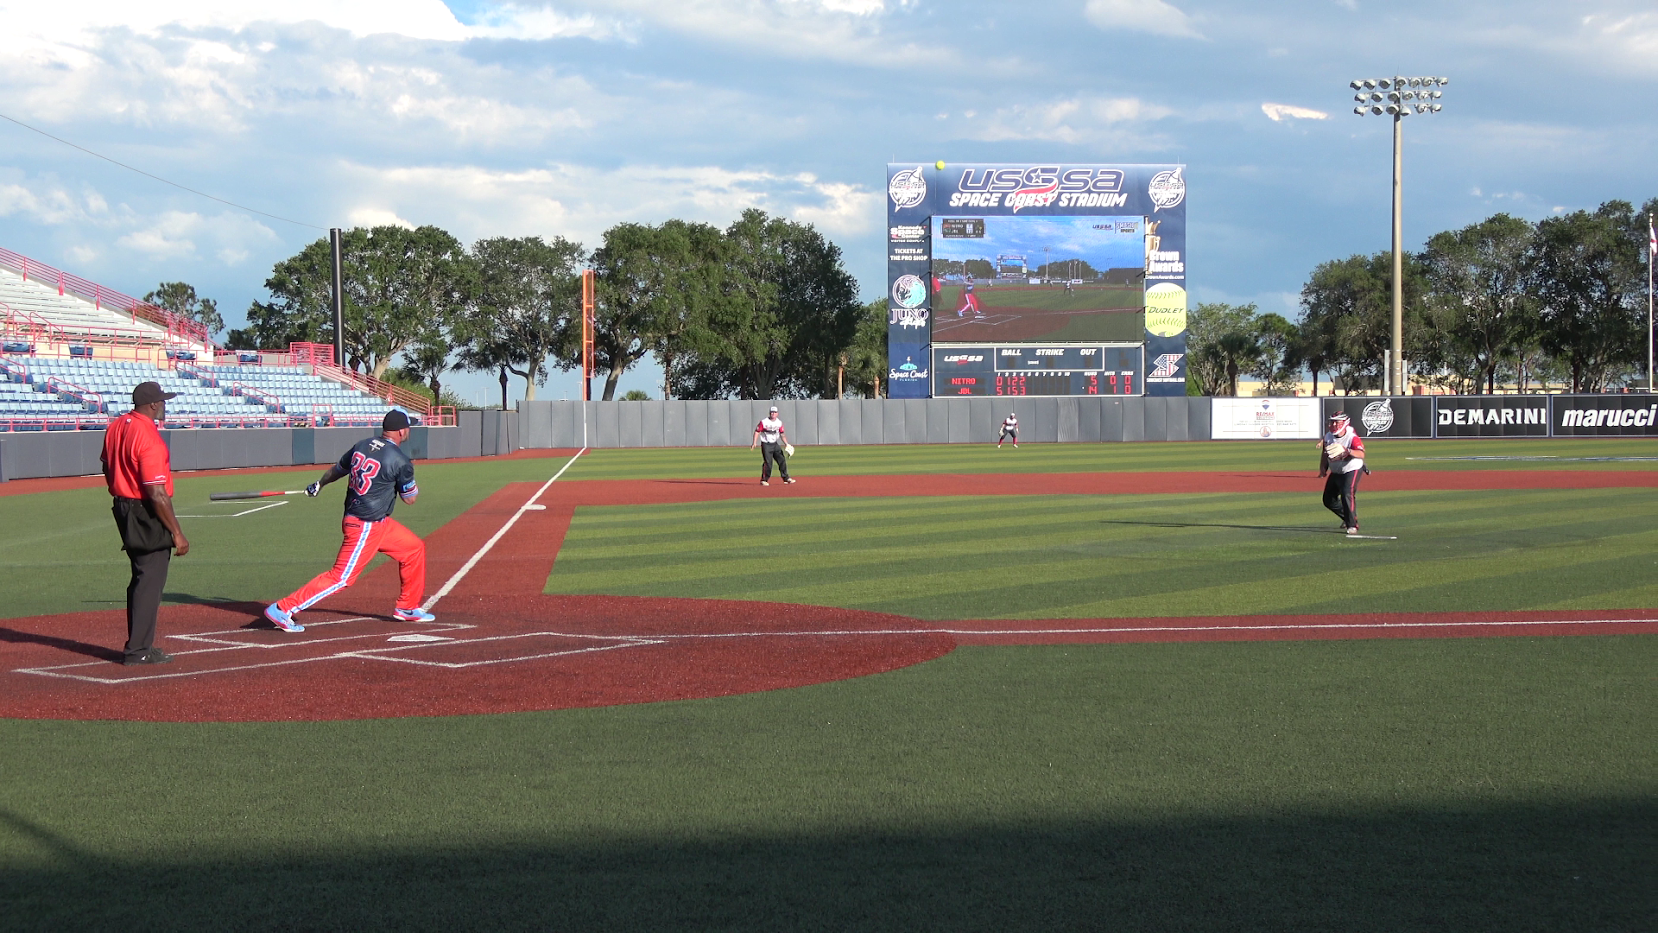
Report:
0,356,410,431
0,269,176,343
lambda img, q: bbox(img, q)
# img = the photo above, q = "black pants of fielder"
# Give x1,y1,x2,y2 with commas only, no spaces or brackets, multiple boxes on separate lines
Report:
760,442,790,482
1323,469,1362,530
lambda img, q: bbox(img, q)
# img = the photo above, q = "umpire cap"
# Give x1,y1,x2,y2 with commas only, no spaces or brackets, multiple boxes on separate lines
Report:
132,381,178,406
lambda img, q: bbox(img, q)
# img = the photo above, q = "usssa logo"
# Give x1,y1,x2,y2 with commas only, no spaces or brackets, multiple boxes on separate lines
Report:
888,166,927,209
1150,353,1184,378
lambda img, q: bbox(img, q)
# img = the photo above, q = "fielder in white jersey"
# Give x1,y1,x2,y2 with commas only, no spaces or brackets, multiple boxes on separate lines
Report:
750,405,794,485
997,413,1019,448
1318,411,1366,534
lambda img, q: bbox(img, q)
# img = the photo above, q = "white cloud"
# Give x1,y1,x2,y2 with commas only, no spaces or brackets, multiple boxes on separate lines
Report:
466,4,632,42
587,0,953,66
114,210,278,262
1083,0,1203,39
334,160,881,245
967,96,1174,145
3,0,471,43
1261,103,1328,122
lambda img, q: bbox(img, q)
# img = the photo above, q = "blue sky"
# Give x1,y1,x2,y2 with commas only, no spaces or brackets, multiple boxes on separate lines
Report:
0,0,1653,404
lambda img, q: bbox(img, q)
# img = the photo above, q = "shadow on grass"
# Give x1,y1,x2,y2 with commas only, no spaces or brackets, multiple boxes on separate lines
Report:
4,800,1651,932
1100,519,1345,535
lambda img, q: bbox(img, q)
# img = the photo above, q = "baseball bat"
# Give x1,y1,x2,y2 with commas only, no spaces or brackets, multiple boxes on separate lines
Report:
209,489,308,501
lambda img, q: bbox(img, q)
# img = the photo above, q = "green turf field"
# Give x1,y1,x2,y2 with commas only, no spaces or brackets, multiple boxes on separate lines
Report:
2,440,1654,931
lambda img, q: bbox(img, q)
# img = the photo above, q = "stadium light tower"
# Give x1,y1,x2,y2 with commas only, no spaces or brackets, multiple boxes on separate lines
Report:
1350,74,1448,395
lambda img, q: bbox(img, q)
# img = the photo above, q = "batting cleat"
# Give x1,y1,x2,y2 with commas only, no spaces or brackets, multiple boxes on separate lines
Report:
760,480,769,486
1346,526,1360,535
393,607,436,622
784,478,796,484
264,604,304,633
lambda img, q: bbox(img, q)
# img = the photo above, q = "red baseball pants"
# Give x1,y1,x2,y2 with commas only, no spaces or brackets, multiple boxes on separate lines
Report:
276,515,426,614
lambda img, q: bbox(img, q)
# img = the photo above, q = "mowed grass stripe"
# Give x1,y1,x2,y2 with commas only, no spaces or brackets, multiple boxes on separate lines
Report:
546,488,1658,620
561,438,1658,481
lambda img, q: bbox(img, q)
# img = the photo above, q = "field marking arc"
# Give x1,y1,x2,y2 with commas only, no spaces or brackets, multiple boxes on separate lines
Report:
423,448,586,611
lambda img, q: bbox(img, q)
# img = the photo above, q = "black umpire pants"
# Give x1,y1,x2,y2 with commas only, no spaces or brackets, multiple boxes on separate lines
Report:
1322,469,1362,530
124,548,171,658
760,442,790,482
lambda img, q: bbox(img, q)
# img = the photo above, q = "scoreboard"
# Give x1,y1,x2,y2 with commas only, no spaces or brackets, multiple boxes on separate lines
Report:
933,345,1143,397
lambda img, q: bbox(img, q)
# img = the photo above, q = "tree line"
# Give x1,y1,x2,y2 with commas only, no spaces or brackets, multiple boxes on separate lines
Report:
189,209,886,403
1187,196,1657,395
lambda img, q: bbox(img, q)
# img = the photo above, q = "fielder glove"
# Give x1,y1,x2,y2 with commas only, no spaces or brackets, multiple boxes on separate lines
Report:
1324,441,1346,459
306,481,322,497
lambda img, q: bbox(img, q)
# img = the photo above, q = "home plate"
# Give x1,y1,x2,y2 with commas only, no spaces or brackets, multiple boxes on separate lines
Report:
387,634,452,643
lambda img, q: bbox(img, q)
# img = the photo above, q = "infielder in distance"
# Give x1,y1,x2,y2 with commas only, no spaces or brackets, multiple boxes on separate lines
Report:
750,405,795,486
264,410,432,632
1318,411,1366,535
998,412,1019,448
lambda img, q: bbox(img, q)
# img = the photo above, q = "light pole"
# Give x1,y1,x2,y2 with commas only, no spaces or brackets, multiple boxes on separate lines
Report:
1350,74,1447,396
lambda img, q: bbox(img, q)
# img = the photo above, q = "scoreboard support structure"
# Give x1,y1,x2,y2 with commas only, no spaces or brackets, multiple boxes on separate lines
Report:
933,343,1144,397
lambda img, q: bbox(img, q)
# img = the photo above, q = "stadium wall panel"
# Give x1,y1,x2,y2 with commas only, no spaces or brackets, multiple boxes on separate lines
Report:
925,400,950,444
1099,398,1124,441
662,401,686,447
817,400,841,446
1057,398,1080,443
859,399,885,445
684,400,709,447
617,401,645,448
1122,397,1146,442
1144,397,1170,442
792,401,820,447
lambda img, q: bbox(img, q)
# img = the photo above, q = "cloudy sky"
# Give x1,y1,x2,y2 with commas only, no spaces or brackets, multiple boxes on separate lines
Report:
1,0,1653,403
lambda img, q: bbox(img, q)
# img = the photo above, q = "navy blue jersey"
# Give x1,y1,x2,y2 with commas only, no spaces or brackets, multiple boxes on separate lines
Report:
337,436,416,521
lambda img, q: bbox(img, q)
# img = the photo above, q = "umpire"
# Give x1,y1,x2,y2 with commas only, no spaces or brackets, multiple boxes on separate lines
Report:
101,381,190,665
750,405,795,486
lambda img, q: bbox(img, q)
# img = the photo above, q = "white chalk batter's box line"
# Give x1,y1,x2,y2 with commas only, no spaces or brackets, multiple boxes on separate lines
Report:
10,616,1653,686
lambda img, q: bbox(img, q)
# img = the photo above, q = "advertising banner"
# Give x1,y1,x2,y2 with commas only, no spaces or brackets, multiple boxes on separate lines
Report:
1550,395,1658,436
886,162,1187,398
1211,397,1321,440
1433,397,1550,437
1322,397,1435,439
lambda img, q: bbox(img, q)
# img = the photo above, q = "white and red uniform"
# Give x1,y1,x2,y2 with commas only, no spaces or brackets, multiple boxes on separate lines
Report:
1319,424,1366,531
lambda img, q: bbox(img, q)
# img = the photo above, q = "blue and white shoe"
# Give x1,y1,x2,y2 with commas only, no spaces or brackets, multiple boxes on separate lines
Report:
393,607,436,622
264,604,304,633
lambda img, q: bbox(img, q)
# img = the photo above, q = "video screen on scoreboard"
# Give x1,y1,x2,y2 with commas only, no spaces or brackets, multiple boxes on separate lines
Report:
930,215,1146,343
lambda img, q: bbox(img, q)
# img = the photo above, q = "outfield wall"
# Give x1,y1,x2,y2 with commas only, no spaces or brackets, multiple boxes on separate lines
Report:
0,411,500,482
516,397,1213,449
5,395,1649,482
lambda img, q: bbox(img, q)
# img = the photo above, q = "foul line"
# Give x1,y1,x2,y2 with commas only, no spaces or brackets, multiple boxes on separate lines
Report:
177,501,289,519
423,448,586,611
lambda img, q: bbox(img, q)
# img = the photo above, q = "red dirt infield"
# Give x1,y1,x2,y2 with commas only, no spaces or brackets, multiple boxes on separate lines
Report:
3,468,1654,722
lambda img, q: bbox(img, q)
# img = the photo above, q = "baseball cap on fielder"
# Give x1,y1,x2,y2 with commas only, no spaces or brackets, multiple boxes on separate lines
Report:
383,409,411,432
769,406,779,413
132,381,178,406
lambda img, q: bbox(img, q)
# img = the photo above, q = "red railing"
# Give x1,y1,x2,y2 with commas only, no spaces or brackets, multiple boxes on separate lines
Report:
2,301,76,346
0,246,212,348
43,376,102,413
228,382,281,413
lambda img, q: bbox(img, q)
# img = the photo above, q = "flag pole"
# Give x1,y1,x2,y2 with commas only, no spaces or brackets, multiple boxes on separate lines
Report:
1649,213,1655,392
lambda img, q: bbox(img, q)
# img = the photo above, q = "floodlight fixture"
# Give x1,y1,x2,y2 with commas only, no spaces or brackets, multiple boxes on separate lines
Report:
1346,74,1450,396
